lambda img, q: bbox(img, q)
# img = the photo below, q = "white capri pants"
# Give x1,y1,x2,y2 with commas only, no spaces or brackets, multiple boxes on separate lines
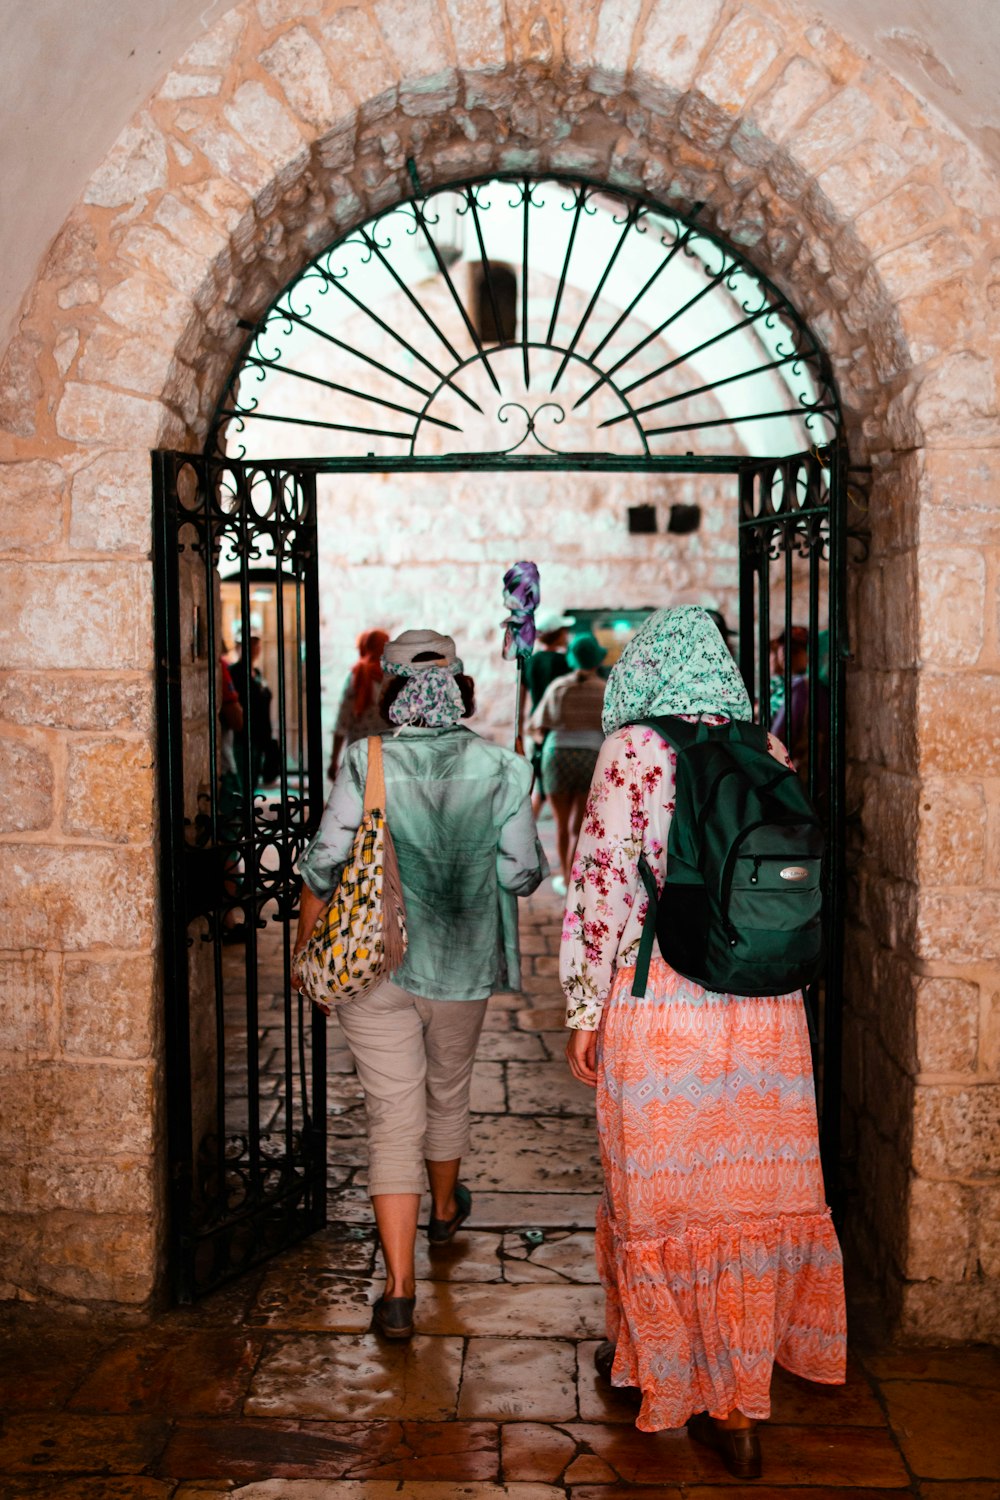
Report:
335,979,488,1197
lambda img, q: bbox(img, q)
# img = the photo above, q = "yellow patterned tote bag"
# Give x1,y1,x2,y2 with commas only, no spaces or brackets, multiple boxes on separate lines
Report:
294,737,407,1009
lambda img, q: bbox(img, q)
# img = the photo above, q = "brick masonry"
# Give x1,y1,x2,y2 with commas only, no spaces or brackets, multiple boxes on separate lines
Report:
0,0,998,1328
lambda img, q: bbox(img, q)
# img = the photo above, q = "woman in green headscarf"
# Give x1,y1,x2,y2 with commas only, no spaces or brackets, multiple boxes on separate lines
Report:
560,606,845,1478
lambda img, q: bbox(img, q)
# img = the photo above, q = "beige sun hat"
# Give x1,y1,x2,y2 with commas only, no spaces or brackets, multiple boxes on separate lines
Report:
382,629,460,671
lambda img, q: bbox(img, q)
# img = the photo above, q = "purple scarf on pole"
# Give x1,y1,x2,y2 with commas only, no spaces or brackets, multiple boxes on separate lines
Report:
501,560,541,662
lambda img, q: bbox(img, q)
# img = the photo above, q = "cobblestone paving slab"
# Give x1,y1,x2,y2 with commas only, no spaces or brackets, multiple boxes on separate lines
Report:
68,1329,263,1413
245,1334,465,1420
159,1418,498,1481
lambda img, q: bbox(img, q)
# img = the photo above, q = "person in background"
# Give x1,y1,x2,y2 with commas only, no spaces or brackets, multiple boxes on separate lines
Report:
329,628,391,780
232,634,274,797
294,629,544,1343
561,606,845,1479
528,632,607,896
769,625,830,796
519,608,574,817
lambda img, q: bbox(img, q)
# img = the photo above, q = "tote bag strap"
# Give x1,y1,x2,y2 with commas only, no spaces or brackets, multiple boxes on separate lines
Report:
363,736,386,813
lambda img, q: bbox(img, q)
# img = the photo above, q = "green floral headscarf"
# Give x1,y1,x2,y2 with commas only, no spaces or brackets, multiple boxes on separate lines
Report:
602,605,752,734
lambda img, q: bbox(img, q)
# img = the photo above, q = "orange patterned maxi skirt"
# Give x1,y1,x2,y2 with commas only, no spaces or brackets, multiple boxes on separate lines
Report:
595,958,847,1432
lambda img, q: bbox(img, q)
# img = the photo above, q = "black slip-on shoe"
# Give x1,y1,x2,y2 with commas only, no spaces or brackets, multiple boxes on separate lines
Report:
372,1294,415,1341
427,1182,472,1246
594,1340,642,1404
687,1410,762,1479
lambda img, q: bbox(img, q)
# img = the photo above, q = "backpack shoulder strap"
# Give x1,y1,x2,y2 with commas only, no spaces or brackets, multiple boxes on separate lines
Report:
633,715,696,750
630,852,660,999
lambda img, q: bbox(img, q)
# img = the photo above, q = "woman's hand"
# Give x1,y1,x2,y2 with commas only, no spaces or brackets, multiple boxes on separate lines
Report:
565,1027,599,1087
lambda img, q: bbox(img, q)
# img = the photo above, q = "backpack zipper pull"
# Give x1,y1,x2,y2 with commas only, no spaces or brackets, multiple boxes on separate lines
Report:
750,856,762,885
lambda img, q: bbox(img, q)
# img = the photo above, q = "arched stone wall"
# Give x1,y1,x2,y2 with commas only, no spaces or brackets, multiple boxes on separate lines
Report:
0,0,997,1327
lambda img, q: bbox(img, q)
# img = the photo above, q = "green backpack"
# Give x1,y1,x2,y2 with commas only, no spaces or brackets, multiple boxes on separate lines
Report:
631,716,825,998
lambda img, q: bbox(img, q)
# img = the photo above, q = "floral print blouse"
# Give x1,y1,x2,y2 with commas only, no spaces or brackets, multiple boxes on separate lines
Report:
560,719,793,1030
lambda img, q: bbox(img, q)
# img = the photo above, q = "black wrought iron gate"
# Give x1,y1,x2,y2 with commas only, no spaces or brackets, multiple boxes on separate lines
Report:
153,452,326,1301
154,171,850,1300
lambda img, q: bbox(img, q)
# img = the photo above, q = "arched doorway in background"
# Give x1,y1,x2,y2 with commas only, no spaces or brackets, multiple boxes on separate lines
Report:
153,170,850,1300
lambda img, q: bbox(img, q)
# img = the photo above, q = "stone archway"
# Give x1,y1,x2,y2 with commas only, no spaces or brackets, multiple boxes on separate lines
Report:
1,0,998,1333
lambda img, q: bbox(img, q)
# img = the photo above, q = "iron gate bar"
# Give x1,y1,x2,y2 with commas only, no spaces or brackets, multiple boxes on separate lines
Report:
270,304,436,400
549,197,641,393
311,258,484,413
241,356,464,432
580,215,704,378
544,182,588,345
409,201,503,396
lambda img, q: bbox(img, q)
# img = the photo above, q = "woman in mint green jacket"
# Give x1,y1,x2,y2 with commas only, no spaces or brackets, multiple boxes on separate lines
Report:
294,629,544,1341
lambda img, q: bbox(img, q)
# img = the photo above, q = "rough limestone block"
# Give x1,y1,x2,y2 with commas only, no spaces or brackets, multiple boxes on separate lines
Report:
877,229,975,302
977,1184,1000,1278
638,0,724,93
0,1060,155,1159
192,123,274,197
817,141,910,223
373,0,452,76
865,1035,913,1144
56,384,163,448
0,846,155,952
159,71,222,101
900,1275,1000,1343
897,276,983,369
0,673,153,734
0,330,43,437
855,183,948,258
915,352,999,446
62,954,155,1061
752,55,830,143
589,0,643,78
694,9,782,113
0,734,54,834
918,672,1000,776
83,113,168,208
261,26,353,130
445,0,507,72
35,1210,159,1304
790,87,878,177
915,889,1000,965
0,1157,156,1216
102,273,191,343
320,9,400,103
860,770,918,885
224,82,307,169
0,953,54,1052
905,1177,972,1282
119,225,207,299
69,451,151,553
0,460,66,552
916,779,987,888
76,328,175,405
980,990,1000,1077
64,737,155,844
0,563,152,671
919,449,1000,548
913,1081,1000,1176
914,976,979,1075
180,6,245,68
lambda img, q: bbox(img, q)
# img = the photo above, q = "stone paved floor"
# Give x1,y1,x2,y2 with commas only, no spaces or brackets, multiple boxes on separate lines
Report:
2,848,1000,1495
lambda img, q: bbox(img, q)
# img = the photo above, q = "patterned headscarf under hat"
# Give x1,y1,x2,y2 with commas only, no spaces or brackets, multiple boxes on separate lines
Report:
382,628,466,728
601,605,752,735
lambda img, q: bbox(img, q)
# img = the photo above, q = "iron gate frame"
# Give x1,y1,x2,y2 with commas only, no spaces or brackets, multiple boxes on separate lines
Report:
155,443,848,1300
154,169,851,1302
